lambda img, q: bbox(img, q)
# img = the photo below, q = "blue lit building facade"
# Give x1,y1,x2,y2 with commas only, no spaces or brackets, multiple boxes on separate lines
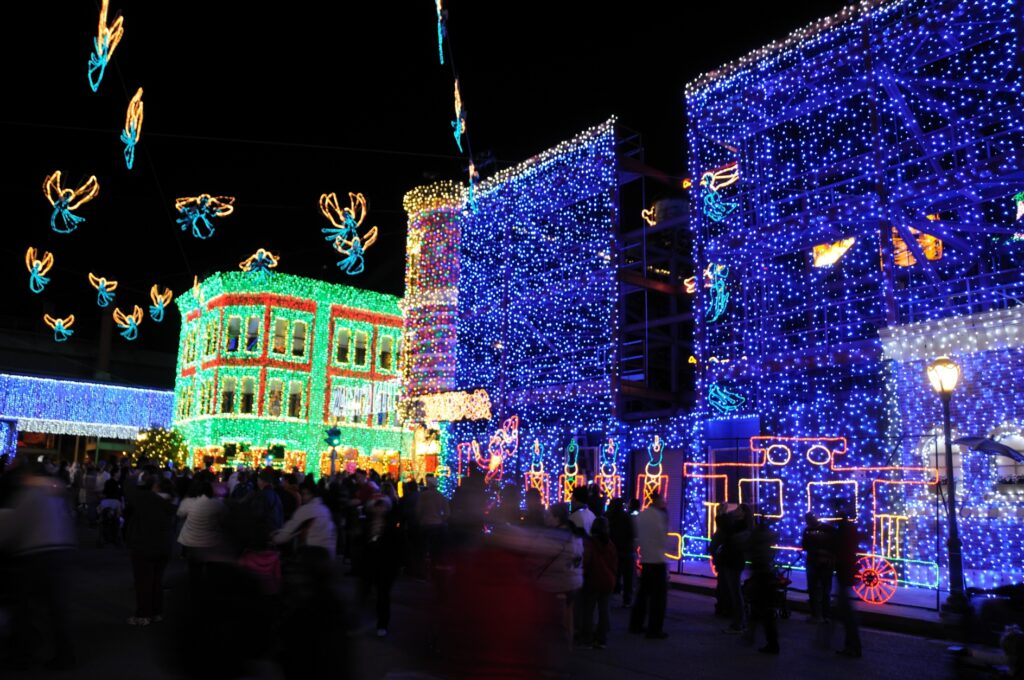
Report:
403,121,627,498
682,0,1024,596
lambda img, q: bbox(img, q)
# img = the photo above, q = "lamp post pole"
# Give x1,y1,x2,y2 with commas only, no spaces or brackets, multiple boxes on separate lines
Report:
940,392,967,611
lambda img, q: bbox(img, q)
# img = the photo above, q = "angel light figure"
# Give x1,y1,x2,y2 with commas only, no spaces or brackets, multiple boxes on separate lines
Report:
88,273,118,308
452,79,466,153
700,162,740,223
334,228,378,276
239,248,279,281
175,194,235,239
113,305,143,341
121,88,143,170
43,314,75,343
25,248,54,294
43,171,99,234
88,0,124,92
319,192,368,243
708,382,745,414
149,285,172,322
436,0,447,64
467,161,480,213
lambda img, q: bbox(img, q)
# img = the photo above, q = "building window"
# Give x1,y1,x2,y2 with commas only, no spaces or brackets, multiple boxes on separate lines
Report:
272,319,288,354
205,320,219,356
246,316,261,352
240,377,255,414
221,377,236,413
292,321,306,358
379,335,394,370
287,381,304,418
226,317,242,353
336,327,350,363
268,379,284,417
354,331,368,367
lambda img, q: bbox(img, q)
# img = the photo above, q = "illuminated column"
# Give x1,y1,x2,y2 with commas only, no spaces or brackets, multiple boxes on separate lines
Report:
401,181,465,398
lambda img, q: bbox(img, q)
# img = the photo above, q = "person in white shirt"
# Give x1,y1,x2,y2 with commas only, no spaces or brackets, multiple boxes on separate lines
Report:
569,487,596,535
272,482,337,559
629,491,670,639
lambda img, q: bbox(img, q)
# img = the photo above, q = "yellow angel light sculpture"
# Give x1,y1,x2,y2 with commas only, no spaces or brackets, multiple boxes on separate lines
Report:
43,171,99,233
121,87,144,169
88,0,124,92
25,247,54,294
88,272,118,308
43,314,75,342
113,305,143,341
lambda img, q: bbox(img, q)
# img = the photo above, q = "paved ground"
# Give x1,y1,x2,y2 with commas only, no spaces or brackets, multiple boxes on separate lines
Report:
0,526,969,679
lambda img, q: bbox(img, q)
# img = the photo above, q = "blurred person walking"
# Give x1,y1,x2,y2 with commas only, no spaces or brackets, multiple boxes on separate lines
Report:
745,519,781,654
833,511,863,658
124,475,176,626
607,497,636,606
581,516,617,648
802,512,835,623
629,491,669,639
0,461,77,670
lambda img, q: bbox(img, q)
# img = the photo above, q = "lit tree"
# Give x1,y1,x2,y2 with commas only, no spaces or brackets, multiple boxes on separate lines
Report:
134,426,189,468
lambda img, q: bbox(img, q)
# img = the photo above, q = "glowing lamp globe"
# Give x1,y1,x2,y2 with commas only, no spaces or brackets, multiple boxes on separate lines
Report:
926,356,960,396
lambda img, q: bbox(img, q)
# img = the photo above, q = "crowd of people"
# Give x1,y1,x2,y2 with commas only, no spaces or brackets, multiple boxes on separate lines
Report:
0,451,872,676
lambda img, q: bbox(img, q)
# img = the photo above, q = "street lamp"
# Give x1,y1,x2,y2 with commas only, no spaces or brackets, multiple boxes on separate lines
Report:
926,356,967,612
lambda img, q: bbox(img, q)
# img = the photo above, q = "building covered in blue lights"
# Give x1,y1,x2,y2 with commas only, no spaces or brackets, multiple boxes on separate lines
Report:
682,0,1024,597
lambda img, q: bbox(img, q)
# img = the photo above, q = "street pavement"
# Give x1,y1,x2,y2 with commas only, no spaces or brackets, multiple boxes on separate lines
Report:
1,526,961,679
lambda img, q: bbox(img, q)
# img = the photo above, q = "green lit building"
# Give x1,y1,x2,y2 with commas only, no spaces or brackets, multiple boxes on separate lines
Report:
172,271,410,476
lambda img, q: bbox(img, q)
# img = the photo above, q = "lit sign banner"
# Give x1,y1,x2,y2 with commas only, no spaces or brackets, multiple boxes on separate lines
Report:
405,389,492,422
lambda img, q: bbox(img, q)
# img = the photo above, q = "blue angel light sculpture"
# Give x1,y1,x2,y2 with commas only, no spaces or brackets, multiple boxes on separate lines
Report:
88,0,124,92
113,305,143,341
319,192,365,242
43,171,99,234
175,194,235,239
334,228,378,276
239,248,279,281
452,79,466,152
700,162,740,223
436,0,446,64
88,273,118,308
121,88,143,170
43,314,75,343
25,248,54,294
149,285,172,323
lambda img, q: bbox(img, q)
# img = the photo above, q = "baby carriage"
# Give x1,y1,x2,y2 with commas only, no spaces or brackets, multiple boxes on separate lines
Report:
743,555,795,620
96,506,122,547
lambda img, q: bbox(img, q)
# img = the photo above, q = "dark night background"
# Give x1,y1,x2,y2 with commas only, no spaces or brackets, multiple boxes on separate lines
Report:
0,1,850,387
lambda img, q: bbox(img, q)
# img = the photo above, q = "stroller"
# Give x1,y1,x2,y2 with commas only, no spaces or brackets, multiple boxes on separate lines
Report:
743,555,795,620
96,505,122,547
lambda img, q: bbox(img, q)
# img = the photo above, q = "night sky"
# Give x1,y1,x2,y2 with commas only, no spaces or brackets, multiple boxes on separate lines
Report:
1,1,850,384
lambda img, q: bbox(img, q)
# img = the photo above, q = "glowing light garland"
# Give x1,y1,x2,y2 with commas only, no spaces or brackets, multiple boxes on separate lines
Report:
0,373,173,439
239,248,279,281
401,389,492,423
120,87,143,169
173,272,408,476
175,194,234,239
113,305,143,341
43,171,99,234
88,273,118,308
149,285,172,323
42,314,75,343
87,0,123,92
25,247,53,294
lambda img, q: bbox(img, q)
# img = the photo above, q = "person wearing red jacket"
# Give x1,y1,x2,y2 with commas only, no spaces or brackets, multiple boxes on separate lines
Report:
581,516,618,648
